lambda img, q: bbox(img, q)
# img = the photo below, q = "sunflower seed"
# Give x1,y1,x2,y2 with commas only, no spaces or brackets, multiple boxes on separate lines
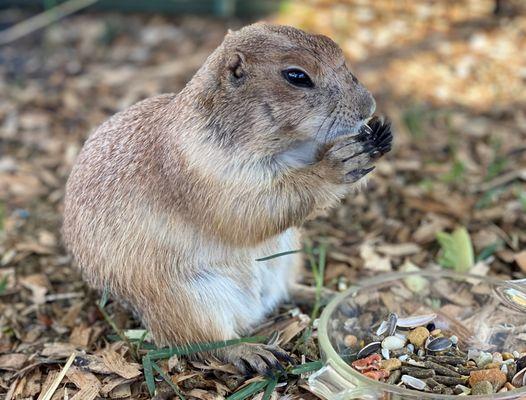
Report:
517,355,526,371
397,313,437,329
386,312,398,335
512,366,526,387
376,320,389,336
401,374,427,390
426,337,452,353
357,341,381,359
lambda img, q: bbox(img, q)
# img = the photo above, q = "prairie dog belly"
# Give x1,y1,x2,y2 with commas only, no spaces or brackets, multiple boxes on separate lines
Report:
254,227,303,314
193,227,302,336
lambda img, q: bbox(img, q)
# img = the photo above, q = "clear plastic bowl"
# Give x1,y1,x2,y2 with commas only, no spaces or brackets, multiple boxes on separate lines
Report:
309,270,526,399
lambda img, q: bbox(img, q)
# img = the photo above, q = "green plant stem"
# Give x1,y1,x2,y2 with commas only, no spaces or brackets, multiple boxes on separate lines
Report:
97,304,138,361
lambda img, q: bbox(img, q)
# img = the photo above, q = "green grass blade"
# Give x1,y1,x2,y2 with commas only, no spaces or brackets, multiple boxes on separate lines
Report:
0,275,8,295
256,249,302,262
152,362,186,400
147,335,266,360
99,285,110,309
290,360,323,375
262,376,278,400
311,243,327,321
226,380,268,400
142,356,156,396
476,241,502,262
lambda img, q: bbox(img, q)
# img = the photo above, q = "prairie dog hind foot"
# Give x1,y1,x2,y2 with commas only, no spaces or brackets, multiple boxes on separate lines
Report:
218,343,292,376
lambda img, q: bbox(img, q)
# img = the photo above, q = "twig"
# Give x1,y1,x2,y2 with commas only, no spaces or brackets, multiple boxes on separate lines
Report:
39,352,76,400
0,0,100,46
474,168,526,193
44,292,84,302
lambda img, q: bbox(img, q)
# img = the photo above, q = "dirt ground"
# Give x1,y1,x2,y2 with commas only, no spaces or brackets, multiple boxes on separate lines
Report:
1,0,525,398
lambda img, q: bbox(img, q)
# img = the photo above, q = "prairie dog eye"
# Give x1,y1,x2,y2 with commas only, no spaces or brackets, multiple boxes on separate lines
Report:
282,68,314,88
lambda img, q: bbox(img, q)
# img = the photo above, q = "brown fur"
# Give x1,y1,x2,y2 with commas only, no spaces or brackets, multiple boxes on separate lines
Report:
63,22,384,372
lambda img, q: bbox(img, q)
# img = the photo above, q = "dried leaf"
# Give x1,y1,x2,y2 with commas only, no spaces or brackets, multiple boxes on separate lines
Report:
69,324,92,347
360,242,392,271
66,366,101,390
100,377,135,396
376,243,421,257
70,385,99,400
515,251,526,273
101,350,141,379
41,342,78,358
0,353,28,370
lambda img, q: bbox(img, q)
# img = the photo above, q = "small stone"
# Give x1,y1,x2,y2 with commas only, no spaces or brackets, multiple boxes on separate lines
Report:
407,327,429,348
486,362,502,369
382,336,406,351
467,349,480,361
513,351,521,358
430,329,441,336
492,352,503,363
450,335,458,345
469,369,507,391
406,344,414,353
453,385,471,395
502,352,514,361
381,358,402,372
471,381,494,395
344,334,358,347
476,351,493,368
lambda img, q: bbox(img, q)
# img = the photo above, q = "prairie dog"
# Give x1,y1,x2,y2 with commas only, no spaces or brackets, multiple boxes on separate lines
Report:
63,23,392,373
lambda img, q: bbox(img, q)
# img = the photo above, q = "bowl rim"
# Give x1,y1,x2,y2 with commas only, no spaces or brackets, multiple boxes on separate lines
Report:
317,269,526,399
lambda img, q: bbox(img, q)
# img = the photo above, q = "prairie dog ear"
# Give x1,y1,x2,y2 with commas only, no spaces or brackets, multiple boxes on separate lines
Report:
226,52,245,79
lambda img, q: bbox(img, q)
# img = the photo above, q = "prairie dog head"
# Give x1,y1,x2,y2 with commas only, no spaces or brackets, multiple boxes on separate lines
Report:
187,23,376,165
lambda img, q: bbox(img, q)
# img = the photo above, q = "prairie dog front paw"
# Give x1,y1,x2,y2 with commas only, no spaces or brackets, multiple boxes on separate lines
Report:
322,117,392,184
